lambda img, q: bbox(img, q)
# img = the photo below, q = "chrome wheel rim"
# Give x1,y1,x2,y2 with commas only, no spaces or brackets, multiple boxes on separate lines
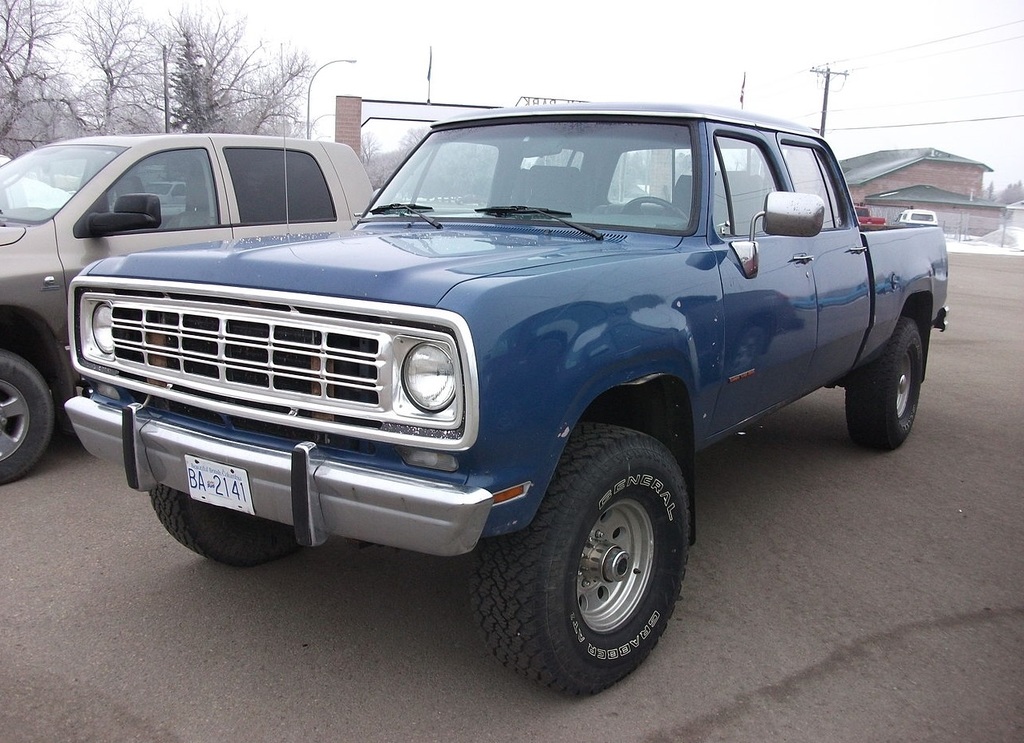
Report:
577,498,654,633
896,351,912,418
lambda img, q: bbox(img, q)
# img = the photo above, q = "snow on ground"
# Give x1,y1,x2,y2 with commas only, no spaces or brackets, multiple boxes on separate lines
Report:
946,226,1024,256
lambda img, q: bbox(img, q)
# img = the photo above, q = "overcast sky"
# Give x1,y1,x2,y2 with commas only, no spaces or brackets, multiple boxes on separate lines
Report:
151,0,1023,190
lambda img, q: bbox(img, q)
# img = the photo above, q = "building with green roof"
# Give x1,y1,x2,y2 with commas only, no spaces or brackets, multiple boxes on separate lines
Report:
840,148,1003,237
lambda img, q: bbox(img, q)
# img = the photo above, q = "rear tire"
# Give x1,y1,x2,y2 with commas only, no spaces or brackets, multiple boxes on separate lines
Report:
472,423,689,694
150,484,300,567
0,350,55,485
845,317,923,450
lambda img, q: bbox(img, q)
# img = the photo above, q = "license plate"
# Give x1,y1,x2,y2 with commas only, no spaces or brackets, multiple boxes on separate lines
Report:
186,456,254,515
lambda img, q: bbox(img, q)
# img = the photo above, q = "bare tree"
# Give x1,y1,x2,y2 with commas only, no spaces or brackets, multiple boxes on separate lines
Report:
74,0,163,134
398,126,428,151
0,0,71,154
168,7,309,135
233,44,310,135
360,127,429,189
360,130,396,189
1,2,315,153
360,129,382,165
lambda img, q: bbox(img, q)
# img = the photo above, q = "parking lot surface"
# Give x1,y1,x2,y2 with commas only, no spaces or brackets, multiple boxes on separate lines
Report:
2,252,1022,742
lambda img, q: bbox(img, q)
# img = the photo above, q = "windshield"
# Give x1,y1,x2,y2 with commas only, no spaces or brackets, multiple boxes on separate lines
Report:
0,144,124,223
370,120,696,233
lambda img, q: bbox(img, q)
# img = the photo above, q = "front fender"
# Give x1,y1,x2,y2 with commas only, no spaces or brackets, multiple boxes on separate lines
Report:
441,246,724,535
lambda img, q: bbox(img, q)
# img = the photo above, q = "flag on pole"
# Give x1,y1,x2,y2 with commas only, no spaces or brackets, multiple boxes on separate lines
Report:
740,72,746,109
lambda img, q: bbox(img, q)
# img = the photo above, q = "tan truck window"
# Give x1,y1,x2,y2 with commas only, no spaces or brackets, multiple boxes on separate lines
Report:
105,148,218,230
224,148,336,225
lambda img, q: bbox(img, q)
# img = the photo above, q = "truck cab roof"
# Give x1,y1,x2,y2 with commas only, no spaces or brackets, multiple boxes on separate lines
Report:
434,101,821,140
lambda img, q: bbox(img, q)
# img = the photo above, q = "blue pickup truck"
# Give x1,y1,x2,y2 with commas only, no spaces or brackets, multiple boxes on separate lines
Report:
65,103,948,694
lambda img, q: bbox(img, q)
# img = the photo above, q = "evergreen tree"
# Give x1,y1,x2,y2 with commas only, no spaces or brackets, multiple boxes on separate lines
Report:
997,180,1024,205
169,30,221,132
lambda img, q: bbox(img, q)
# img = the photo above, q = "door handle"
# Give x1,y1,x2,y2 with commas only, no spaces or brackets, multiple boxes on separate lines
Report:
789,253,814,264
846,246,868,255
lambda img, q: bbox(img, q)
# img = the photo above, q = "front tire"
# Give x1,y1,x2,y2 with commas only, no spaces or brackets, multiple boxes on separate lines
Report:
150,484,300,567
845,317,924,450
0,350,55,485
472,423,689,694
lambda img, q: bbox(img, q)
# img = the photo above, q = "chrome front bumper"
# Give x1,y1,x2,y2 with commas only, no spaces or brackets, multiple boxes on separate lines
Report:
65,396,493,556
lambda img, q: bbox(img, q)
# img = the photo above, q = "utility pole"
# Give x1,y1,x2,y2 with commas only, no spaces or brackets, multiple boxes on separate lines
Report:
810,65,848,136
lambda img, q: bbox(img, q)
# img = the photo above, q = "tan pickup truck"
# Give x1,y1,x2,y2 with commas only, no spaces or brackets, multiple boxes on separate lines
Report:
0,133,372,483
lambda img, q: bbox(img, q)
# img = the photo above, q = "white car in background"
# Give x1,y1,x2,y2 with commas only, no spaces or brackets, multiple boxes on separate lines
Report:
897,209,939,226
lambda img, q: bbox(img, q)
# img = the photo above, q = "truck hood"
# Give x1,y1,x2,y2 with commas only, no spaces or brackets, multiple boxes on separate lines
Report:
81,224,678,307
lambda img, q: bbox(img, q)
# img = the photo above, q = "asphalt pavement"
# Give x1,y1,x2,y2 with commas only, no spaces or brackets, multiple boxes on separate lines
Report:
1,252,1021,743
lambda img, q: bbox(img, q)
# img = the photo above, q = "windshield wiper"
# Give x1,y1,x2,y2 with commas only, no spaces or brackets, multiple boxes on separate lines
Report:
368,202,442,229
475,205,604,241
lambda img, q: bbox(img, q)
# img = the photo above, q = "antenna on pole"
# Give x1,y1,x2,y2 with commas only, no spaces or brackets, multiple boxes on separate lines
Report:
811,65,848,136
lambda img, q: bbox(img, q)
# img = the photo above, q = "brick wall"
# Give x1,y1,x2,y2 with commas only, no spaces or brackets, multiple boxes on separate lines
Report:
333,95,362,155
848,161,986,203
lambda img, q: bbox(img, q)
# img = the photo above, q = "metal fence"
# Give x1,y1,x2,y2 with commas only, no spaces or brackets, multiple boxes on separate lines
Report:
868,205,1009,241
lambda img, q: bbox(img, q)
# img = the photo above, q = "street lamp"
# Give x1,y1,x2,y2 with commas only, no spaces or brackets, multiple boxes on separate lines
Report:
309,114,336,140
306,59,356,140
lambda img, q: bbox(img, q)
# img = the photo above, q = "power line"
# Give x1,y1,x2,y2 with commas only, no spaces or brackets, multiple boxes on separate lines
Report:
753,19,1023,137
757,19,1023,95
848,33,1024,73
808,20,1023,136
828,87,1024,114
829,19,1024,67
830,113,1024,131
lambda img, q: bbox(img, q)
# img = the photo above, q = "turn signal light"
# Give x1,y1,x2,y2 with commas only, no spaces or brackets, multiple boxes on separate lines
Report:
492,482,532,504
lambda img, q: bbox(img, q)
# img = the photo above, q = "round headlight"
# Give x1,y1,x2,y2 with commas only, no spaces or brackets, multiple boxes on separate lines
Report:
92,303,115,354
402,343,456,412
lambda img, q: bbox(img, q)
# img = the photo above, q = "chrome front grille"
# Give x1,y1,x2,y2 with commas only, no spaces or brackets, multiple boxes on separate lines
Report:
73,279,477,449
109,304,383,407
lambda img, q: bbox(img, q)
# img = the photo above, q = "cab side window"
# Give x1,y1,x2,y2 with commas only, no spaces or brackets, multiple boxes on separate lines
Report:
713,136,778,237
781,144,845,230
103,149,218,231
224,148,336,225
